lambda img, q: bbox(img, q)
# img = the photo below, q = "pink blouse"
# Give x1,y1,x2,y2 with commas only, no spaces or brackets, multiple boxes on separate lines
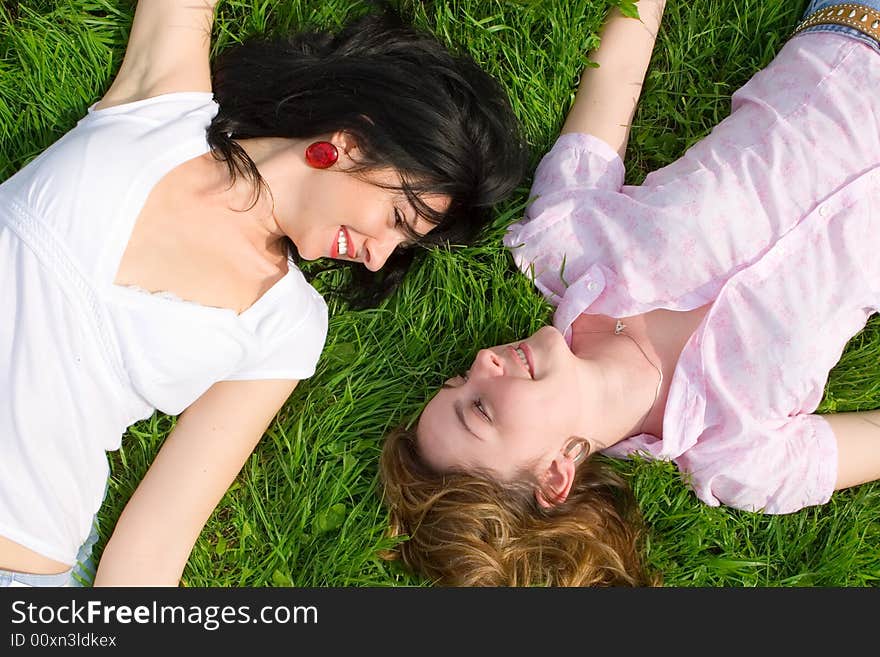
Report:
504,33,880,514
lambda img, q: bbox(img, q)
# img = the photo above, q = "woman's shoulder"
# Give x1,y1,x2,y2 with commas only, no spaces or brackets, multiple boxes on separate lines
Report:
245,264,328,339
229,264,328,382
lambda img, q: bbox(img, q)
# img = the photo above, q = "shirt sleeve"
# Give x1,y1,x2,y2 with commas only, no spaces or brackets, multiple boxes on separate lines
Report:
503,133,626,307
528,132,626,197
78,91,219,126
227,283,329,382
674,413,839,514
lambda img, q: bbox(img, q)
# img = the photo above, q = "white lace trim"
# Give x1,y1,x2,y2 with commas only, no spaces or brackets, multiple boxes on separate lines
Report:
120,284,231,312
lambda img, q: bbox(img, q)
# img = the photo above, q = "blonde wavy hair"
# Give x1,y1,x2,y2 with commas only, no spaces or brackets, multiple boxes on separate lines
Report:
379,426,659,587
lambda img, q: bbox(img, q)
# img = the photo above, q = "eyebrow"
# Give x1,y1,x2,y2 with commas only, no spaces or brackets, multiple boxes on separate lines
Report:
440,375,463,391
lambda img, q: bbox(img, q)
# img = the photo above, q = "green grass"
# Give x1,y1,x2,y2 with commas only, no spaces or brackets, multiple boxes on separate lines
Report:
2,0,878,587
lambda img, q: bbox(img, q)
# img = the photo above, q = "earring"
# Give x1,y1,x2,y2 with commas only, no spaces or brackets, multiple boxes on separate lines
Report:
563,437,590,465
305,141,338,169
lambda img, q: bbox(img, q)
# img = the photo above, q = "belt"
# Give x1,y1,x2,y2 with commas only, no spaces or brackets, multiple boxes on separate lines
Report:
794,3,880,43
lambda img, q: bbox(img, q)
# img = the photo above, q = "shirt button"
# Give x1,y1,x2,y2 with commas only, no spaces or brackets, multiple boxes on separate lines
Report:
818,204,831,217
587,281,599,292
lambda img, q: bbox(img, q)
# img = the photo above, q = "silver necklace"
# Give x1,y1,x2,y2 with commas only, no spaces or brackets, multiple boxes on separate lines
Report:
577,319,664,435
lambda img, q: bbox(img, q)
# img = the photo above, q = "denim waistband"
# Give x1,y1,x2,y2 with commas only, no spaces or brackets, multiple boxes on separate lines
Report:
0,567,73,587
799,1,880,54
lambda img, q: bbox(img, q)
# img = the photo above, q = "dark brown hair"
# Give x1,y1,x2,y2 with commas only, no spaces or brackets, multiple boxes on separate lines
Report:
207,7,527,308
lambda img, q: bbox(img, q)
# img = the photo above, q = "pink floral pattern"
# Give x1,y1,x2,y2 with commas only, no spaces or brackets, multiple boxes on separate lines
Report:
504,34,880,513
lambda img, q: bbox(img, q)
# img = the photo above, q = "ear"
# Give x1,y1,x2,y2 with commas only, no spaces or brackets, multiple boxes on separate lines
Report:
331,130,360,163
534,451,578,509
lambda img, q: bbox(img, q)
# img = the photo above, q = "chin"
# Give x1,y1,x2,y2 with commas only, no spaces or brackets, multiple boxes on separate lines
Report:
296,246,321,261
531,325,566,350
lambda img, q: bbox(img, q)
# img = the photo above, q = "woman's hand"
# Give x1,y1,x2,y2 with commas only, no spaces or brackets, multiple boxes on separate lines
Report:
561,0,667,159
96,0,220,110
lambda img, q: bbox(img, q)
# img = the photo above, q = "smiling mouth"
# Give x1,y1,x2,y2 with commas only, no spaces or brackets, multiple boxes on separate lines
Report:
336,227,349,257
512,345,534,378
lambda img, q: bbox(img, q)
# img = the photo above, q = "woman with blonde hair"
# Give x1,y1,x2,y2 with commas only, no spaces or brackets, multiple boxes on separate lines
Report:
380,0,880,586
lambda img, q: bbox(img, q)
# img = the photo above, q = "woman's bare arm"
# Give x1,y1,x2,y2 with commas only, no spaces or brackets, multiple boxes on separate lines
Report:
95,0,219,109
823,410,880,490
561,0,667,159
93,378,298,586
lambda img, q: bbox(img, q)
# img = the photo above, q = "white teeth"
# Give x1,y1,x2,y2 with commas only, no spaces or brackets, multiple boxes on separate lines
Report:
515,347,531,377
337,229,348,256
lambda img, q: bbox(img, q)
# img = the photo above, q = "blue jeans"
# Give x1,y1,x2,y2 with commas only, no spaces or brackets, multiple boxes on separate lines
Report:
799,1,880,54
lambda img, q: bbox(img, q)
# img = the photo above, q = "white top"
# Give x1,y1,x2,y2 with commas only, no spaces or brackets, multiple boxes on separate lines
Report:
0,92,328,564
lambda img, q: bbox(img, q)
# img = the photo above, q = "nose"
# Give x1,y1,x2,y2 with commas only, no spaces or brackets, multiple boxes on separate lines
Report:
470,349,504,377
362,235,400,272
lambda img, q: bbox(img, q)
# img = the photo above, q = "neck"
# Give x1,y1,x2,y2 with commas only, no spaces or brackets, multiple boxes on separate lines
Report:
201,139,289,252
569,322,662,447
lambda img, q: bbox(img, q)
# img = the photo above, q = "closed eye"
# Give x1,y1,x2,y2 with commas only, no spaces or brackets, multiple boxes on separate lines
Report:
473,399,490,423
394,206,423,245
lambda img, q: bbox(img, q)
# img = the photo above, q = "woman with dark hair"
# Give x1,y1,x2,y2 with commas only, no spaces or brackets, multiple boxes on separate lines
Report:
0,0,526,586
380,0,880,586
207,8,528,307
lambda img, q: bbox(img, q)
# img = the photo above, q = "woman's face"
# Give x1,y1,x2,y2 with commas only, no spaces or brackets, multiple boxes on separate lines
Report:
278,138,448,271
417,325,585,481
